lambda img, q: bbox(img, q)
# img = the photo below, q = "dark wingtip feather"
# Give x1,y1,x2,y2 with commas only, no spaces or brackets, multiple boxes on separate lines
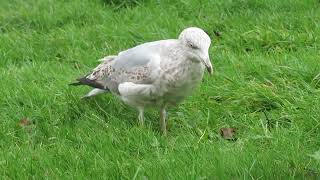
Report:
69,76,107,90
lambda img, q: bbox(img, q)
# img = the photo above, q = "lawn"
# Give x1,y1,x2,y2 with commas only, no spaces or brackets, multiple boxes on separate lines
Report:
0,0,320,179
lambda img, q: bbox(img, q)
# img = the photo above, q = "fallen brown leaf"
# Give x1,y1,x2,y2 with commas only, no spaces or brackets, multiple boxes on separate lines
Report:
220,127,237,141
19,118,32,127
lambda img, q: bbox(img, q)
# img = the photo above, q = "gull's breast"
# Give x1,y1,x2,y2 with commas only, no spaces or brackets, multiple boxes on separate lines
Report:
161,60,205,105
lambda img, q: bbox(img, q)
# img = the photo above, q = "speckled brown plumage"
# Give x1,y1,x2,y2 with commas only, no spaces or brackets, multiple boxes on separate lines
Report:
71,27,213,135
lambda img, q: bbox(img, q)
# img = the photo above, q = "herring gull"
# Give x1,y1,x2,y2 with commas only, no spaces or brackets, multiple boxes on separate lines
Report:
70,27,213,135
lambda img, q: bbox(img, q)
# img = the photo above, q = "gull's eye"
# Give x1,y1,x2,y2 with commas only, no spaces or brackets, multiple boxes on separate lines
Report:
188,42,198,49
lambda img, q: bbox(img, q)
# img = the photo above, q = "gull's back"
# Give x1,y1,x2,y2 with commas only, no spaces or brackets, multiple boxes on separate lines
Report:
112,39,179,70
82,39,180,95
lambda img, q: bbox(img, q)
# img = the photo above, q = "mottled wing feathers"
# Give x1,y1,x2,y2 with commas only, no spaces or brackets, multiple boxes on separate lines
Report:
71,48,158,94
69,56,116,90
70,40,180,94
86,58,116,81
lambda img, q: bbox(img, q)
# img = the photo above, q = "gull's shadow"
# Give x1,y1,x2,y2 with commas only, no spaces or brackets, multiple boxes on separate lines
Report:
66,91,161,133
90,97,161,133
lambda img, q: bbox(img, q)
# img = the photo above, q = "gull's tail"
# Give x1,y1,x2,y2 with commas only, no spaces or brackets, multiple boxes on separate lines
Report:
69,77,109,99
69,55,117,88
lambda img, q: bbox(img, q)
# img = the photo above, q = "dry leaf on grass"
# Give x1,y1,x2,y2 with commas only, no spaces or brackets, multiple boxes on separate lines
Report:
220,127,237,141
19,118,32,127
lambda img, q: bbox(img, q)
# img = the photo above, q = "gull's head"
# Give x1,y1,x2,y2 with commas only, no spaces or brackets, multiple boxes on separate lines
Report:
179,27,213,74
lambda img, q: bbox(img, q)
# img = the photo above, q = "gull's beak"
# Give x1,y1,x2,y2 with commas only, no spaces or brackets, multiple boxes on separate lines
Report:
202,54,213,75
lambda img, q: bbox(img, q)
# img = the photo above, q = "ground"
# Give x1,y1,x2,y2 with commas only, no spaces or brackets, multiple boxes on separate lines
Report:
0,0,320,179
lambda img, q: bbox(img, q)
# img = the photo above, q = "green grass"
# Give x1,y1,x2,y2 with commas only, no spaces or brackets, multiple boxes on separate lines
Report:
0,0,320,179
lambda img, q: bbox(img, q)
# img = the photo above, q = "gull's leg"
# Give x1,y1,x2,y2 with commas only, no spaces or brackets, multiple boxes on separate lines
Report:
138,107,144,126
160,108,167,136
